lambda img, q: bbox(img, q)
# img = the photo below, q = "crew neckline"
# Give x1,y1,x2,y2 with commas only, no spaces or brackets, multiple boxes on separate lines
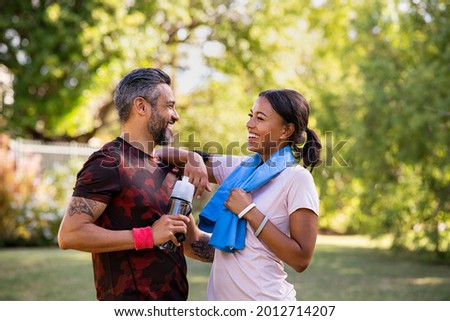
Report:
116,136,157,161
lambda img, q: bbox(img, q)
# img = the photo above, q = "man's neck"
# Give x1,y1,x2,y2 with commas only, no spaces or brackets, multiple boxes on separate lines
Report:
120,131,156,156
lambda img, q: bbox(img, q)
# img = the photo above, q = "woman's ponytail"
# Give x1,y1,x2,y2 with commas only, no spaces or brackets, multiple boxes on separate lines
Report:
290,128,321,172
303,128,322,172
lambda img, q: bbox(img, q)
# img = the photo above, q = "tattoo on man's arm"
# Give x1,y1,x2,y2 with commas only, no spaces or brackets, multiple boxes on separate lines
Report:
67,197,103,220
190,234,215,262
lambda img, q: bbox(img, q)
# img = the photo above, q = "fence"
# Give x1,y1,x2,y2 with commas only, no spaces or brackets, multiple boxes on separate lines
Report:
9,139,100,171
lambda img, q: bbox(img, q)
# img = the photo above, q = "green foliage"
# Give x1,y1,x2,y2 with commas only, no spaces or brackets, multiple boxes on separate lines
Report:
0,133,80,246
0,0,448,259
0,134,41,245
27,159,82,245
307,0,449,258
175,76,254,154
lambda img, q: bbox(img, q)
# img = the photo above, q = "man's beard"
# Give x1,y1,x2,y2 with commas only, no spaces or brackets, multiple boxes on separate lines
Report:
147,112,173,146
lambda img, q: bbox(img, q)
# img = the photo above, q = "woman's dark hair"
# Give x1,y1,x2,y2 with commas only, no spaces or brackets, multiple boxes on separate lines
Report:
259,89,322,172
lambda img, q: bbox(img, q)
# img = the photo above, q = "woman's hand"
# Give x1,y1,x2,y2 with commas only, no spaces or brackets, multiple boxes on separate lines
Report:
224,188,253,215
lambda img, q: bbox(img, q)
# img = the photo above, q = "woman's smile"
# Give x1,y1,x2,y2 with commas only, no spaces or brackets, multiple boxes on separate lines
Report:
247,132,260,142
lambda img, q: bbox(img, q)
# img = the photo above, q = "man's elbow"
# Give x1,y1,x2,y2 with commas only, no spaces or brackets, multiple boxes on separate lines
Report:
57,228,75,250
57,233,69,250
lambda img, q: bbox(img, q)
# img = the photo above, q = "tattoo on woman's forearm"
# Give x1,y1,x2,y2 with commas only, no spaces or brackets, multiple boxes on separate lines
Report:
67,197,102,219
190,234,215,262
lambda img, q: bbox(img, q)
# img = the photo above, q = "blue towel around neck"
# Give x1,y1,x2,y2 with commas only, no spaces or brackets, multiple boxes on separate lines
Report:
198,145,296,252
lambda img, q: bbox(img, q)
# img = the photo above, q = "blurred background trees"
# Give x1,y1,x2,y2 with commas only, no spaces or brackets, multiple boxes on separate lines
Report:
0,0,448,259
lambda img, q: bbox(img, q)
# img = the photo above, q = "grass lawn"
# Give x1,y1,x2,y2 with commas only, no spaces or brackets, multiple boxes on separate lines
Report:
0,235,449,301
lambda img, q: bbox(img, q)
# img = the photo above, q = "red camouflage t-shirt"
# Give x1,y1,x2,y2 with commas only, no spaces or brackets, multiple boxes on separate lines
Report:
73,137,188,300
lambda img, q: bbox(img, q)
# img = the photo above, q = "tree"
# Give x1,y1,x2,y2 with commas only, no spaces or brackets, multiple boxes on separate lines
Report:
0,0,314,142
0,0,447,258
306,0,449,257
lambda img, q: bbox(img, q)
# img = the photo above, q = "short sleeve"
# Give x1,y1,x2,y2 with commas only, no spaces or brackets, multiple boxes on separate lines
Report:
72,150,121,204
211,154,247,185
286,167,320,216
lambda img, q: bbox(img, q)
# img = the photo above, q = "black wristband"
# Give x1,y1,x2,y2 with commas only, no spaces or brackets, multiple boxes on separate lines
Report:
193,150,211,163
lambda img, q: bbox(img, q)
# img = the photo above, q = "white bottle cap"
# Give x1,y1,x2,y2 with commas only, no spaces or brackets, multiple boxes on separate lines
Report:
170,176,195,203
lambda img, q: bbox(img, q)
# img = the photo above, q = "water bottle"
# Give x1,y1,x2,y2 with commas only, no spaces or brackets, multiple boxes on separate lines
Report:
159,176,195,251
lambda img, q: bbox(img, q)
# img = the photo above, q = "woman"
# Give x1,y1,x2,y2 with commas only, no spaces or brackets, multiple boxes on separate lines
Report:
159,89,321,300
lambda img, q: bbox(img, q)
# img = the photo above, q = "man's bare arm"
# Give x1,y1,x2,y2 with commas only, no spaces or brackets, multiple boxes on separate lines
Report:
58,196,190,253
156,148,216,195
66,197,105,220
58,196,135,253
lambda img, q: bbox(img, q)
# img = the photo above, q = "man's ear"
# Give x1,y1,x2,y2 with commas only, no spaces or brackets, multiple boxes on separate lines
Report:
280,123,295,139
133,97,149,116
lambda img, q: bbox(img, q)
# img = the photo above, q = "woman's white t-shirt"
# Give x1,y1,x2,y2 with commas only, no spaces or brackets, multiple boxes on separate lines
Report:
206,154,320,301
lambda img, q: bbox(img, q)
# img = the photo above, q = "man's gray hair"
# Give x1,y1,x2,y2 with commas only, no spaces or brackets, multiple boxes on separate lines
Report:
113,68,171,122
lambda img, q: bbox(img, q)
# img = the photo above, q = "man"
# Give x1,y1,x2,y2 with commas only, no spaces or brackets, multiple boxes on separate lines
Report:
58,68,213,301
